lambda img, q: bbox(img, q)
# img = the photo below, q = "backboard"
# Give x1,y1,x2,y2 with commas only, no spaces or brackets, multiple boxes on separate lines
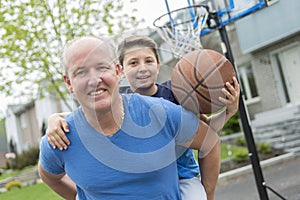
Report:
162,0,268,32
196,0,267,27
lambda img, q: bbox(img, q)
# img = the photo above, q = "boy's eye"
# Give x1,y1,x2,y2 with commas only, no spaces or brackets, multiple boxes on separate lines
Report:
129,61,137,66
146,59,154,64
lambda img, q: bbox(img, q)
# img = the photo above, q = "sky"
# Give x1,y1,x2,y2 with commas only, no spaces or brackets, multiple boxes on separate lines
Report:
124,0,188,28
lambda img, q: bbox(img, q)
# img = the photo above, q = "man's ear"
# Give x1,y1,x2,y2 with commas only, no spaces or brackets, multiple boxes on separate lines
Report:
116,63,123,76
64,75,73,93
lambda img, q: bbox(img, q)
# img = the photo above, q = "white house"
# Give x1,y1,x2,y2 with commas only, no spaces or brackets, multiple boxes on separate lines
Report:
5,94,73,154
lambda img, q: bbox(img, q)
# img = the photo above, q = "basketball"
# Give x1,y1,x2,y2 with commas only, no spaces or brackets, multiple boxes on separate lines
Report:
171,49,236,114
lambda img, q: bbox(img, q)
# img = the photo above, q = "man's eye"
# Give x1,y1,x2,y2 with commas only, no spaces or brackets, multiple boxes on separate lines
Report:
75,70,86,76
97,66,109,71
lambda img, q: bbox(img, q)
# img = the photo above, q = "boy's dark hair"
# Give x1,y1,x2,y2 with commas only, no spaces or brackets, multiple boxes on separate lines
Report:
117,35,159,66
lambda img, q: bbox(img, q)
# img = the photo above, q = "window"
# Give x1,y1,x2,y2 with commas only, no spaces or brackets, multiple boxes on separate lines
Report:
20,113,27,128
239,65,259,103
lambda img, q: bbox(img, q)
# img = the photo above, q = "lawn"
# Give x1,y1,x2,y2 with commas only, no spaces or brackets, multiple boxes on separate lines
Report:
0,182,63,200
0,170,20,181
194,143,247,161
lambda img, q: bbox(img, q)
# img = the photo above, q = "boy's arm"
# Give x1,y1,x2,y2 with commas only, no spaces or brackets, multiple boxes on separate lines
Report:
199,138,220,200
190,77,239,199
47,112,71,150
38,162,77,200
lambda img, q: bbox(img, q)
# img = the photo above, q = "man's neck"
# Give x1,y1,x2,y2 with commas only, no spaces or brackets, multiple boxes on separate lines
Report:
83,95,124,136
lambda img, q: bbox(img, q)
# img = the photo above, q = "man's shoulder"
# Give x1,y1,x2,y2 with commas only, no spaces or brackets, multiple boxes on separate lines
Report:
64,108,81,121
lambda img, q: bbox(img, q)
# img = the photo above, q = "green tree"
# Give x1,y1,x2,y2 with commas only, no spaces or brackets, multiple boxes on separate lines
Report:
0,0,141,110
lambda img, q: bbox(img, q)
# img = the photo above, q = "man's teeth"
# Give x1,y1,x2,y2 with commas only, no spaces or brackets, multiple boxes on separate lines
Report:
90,90,104,95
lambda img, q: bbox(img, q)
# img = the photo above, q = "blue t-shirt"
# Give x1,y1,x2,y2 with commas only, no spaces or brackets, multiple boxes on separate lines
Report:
40,94,199,199
122,82,200,179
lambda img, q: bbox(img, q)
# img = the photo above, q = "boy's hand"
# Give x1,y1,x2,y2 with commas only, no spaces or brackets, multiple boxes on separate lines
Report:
47,112,70,150
219,77,240,117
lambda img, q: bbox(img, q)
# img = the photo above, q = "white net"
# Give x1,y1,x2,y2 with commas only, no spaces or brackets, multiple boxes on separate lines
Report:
154,5,209,58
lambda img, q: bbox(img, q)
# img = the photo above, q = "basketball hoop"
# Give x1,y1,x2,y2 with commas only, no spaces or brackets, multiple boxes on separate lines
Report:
153,5,209,58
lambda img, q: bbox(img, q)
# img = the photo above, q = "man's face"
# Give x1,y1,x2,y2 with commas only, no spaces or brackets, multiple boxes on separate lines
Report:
64,39,120,113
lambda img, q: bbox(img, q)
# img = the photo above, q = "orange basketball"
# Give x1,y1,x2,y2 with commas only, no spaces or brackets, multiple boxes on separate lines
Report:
171,49,236,114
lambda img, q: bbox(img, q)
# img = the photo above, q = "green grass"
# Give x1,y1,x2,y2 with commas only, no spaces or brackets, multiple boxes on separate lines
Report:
0,170,20,181
0,165,36,181
220,143,248,160
0,182,63,200
194,143,248,161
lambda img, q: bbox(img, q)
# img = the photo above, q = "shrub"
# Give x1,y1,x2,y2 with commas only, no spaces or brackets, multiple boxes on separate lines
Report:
5,180,22,191
258,142,272,154
235,136,247,146
233,149,249,163
15,146,40,170
221,113,241,136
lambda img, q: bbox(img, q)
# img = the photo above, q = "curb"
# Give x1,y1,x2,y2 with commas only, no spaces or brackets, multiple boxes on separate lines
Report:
217,152,295,185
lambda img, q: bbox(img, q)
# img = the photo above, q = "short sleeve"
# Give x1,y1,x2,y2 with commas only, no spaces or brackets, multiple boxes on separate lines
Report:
39,135,65,174
174,107,199,144
160,98,199,144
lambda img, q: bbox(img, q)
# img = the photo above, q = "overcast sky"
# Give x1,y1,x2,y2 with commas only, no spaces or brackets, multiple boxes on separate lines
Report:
124,0,187,28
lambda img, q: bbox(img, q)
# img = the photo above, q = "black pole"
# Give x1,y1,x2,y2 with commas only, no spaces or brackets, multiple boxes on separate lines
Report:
210,13,269,200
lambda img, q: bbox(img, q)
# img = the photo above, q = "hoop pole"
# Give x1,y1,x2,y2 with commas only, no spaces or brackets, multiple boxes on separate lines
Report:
212,13,269,199
164,0,175,28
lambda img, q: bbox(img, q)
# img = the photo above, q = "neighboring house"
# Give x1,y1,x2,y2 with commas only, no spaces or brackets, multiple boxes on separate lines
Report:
0,117,8,167
5,95,72,154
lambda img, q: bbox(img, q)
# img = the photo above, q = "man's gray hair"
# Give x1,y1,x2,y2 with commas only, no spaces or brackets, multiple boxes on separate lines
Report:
61,36,117,75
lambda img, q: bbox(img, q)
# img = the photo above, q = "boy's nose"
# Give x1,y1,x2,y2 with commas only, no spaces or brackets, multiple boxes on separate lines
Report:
138,64,147,72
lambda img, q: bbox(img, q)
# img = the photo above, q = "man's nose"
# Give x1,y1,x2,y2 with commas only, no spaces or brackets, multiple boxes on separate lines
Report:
88,71,102,87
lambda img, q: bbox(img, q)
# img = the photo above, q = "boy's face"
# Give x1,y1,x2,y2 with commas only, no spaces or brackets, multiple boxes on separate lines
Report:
122,47,160,95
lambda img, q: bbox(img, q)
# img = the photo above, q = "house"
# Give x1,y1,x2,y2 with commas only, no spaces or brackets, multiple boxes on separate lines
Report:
151,0,300,152
228,0,300,152
5,95,73,154
0,116,8,168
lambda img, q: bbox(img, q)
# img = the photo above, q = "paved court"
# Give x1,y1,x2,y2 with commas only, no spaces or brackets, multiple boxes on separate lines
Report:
216,154,300,200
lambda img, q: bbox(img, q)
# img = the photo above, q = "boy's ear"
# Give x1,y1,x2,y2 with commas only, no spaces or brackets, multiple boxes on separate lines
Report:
64,75,73,93
157,61,161,73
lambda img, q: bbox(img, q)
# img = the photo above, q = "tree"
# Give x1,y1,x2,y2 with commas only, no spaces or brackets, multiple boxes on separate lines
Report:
0,0,141,110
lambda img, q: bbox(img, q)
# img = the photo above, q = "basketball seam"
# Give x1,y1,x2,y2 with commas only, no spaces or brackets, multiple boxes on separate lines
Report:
194,56,228,89
178,57,224,108
176,62,199,108
193,56,228,107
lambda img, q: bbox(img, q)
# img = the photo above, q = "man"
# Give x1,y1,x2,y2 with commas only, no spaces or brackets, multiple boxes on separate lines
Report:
38,36,220,199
